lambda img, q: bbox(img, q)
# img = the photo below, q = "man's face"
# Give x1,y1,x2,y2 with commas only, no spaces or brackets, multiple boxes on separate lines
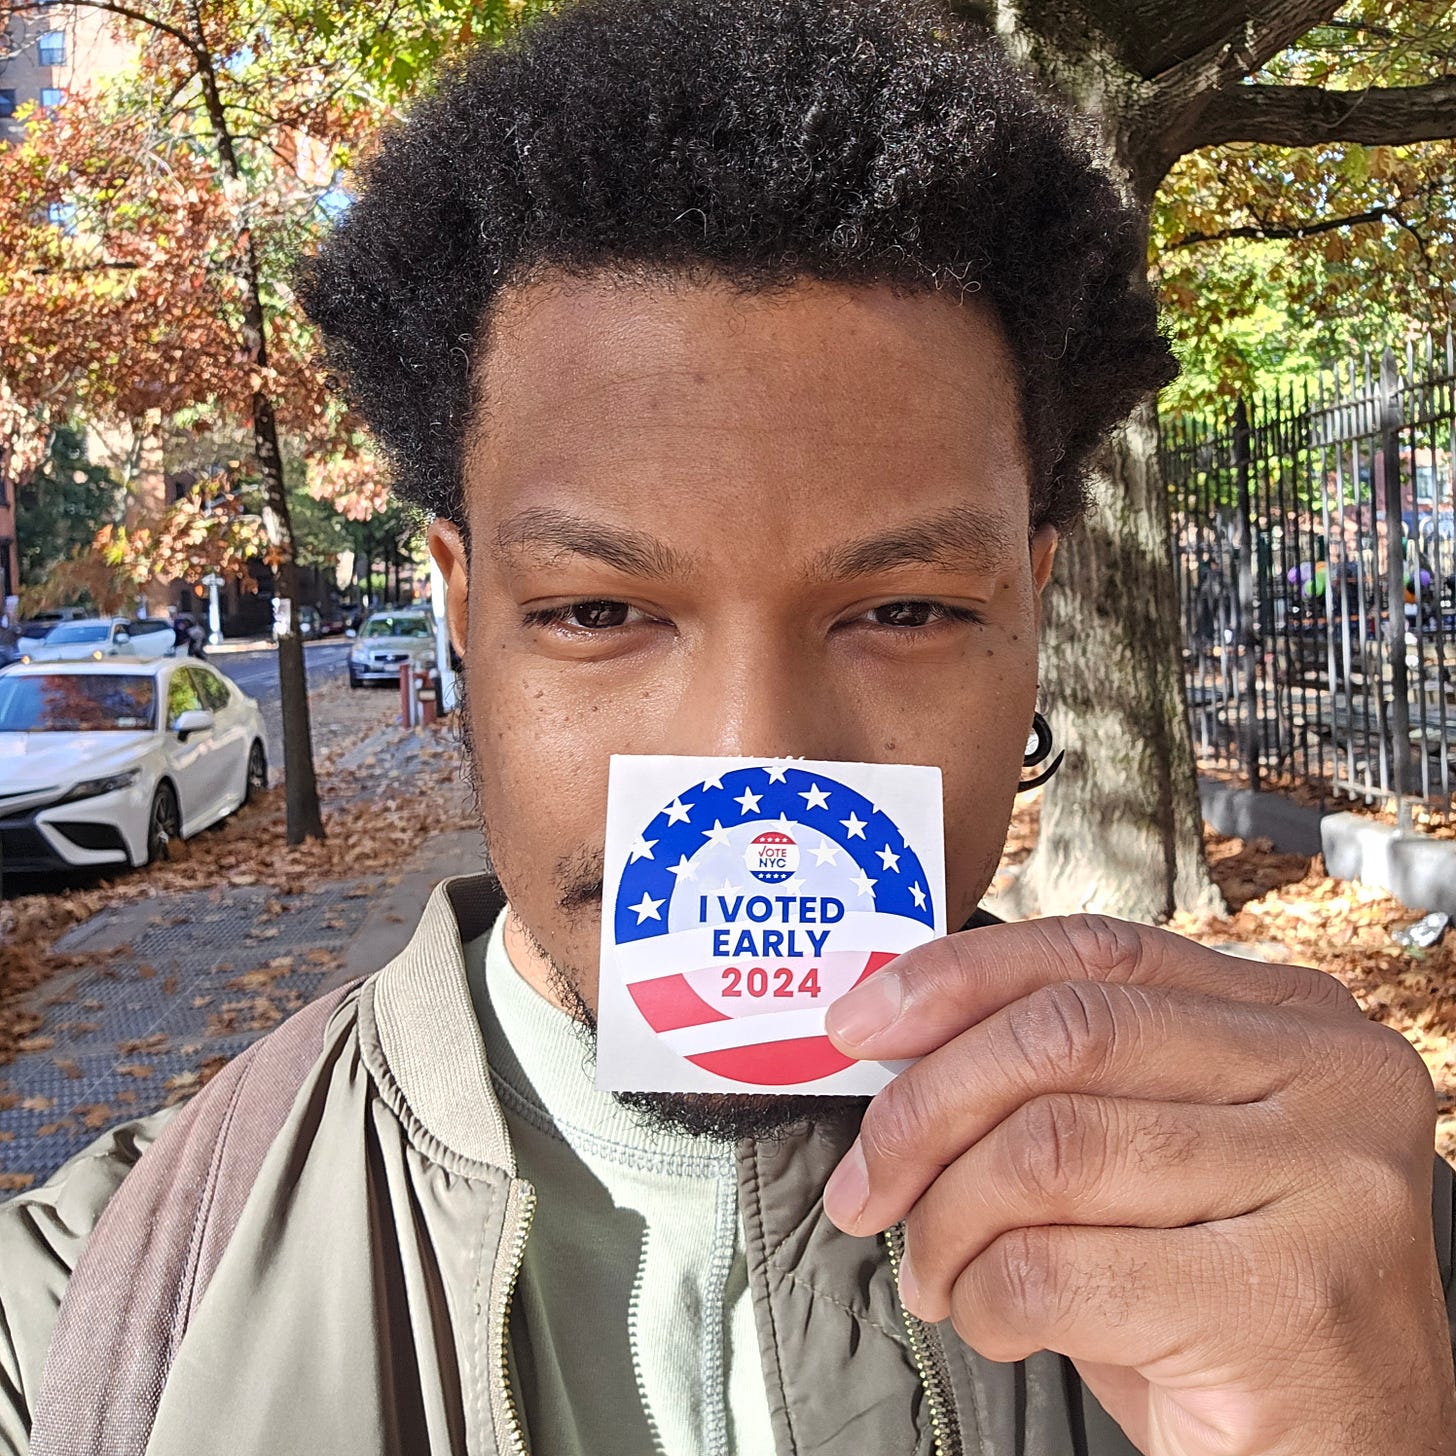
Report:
431,274,1057,1132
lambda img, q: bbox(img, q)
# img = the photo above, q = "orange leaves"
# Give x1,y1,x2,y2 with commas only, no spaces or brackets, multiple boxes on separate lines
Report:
96,490,268,592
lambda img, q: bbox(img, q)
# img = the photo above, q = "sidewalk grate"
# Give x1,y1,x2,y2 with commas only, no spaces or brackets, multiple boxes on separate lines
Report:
2,881,378,1187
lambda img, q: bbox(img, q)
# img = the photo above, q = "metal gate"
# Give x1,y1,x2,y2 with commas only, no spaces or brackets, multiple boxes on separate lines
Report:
1165,335,1455,822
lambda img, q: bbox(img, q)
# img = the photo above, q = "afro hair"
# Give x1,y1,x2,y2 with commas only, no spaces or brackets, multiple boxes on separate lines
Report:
297,0,1177,535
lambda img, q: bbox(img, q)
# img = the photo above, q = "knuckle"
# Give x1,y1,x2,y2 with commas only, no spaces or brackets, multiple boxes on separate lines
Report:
1283,964,1361,1016
1056,914,1147,982
1368,1022,1437,1128
988,1225,1059,1331
1008,979,1113,1084
860,1075,936,1169
1007,1093,1096,1206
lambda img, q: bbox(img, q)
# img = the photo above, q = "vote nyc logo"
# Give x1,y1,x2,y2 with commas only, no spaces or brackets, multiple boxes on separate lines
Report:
745,829,799,883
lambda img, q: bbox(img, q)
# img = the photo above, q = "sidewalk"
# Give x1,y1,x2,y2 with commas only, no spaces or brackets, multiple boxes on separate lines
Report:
0,823,489,1191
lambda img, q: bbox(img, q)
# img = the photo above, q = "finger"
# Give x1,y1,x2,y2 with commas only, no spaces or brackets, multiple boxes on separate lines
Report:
824,979,1350,1234
899,1094,1292,1324
948,1221,1248,1369
825,914,1358,1060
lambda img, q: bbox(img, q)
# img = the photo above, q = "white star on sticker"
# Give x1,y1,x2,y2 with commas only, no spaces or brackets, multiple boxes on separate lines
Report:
711,877,742,897
809,838,840,866
799,782,831,811
664,796,694,825
628,835,658,862
876,844,902,873
735,787,762,815
629,892,665,923
840,812,867,839
764,762,790,783
701,820,732,848
781,876,806,894
701,772,726,790
667,854,697,880
909,882,927,909
850,870,877,897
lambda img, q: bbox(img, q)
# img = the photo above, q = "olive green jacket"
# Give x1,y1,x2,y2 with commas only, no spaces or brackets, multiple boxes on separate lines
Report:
1,874,1452,1455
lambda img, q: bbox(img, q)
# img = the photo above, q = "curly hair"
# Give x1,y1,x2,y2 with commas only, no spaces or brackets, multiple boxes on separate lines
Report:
297,0,1177,535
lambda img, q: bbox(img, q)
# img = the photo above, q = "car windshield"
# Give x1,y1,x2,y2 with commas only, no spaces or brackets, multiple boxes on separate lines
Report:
0,674,155,732
362,616,431,639
44,622,110,645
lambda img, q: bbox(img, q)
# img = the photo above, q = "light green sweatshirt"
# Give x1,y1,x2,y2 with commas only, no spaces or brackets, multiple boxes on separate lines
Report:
465,913,777,1456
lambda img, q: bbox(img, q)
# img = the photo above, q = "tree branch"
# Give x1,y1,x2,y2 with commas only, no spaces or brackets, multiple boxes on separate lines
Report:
3,0,203,60
1166,204,1392,250
1188,75,1456,150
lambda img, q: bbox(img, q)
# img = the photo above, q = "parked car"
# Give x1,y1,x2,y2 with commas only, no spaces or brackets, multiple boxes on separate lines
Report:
347,609,437,688
0,657,267,873
21,617,175,663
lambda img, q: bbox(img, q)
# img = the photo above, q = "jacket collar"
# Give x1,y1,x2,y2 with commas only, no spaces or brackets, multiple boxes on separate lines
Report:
365,872,516,1172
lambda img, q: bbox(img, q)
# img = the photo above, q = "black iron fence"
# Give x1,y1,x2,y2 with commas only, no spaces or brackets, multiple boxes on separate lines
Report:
1164,332,1456,822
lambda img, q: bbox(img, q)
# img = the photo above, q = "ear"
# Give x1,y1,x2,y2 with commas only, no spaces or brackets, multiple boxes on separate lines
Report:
1030,524,1059,594
427,518,470,658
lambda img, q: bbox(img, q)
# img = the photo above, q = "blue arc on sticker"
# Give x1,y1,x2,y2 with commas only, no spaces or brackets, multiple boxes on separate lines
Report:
614,764,934,945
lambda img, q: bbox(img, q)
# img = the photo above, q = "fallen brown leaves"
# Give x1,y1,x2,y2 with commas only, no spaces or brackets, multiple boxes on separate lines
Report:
1,678,473,1068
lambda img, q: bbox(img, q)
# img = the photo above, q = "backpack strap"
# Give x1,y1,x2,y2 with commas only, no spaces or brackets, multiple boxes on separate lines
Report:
29,981,360,1456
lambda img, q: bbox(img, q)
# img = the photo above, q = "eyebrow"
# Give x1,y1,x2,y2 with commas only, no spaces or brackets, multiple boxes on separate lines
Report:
808,504,1021,581
496,507,692,578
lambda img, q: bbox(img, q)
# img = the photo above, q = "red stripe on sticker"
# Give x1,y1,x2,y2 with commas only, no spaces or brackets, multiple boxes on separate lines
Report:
629,973,732,1033
852,951,899,988
686,1035,854,1086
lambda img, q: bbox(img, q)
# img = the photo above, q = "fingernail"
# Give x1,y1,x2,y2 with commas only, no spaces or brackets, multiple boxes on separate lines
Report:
826,971,904,1048
898,1249,921,1317
823,1139,869,1230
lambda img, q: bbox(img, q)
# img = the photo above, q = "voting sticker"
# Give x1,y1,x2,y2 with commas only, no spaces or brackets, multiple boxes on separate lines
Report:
595,755,946,1095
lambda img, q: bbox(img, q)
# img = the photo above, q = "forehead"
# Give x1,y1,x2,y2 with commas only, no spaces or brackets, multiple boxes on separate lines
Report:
464,273,1030,547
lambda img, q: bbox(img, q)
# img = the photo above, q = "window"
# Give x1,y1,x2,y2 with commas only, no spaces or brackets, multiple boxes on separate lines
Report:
40,87,65,109
166,668,204,724
191,669,231,714
37,31,66,66
0,91,16,119
0,675,155,733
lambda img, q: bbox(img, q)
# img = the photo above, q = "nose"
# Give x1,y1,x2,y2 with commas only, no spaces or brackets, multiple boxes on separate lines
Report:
664,623,851,762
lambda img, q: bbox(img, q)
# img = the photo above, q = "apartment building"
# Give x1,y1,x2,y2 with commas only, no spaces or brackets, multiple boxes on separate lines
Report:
0,3,133,144
1,6,133,597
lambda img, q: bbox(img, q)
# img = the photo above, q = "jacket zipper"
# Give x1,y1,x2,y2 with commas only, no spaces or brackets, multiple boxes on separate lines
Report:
885,1224,963,1456
494,1182,537,1456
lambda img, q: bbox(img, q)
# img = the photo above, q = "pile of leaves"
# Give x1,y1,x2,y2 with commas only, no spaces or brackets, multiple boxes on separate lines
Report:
0,677,476,1069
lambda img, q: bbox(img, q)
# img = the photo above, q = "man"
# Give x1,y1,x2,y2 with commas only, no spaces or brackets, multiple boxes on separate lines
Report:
2,2,1453,1453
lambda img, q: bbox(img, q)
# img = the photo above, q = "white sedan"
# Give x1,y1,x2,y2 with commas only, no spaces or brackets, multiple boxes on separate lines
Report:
21,616,175,663
0,657,267,874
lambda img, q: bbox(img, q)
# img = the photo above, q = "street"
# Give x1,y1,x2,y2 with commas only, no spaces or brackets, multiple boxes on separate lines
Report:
212,640,355,766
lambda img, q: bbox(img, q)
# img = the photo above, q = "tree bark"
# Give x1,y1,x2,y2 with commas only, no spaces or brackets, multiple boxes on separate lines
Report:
1011,402,1221,920
188,0,324,844
1187,76,1456,151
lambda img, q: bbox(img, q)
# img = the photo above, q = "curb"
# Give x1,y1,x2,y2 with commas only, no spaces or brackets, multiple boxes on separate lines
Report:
1199,776,1456,916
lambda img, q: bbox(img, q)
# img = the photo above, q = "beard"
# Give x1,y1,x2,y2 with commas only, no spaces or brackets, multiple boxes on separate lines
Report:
453,686,860,1143
518,901,863,1144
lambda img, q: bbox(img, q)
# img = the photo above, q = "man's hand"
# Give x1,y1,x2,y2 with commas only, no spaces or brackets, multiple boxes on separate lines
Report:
822,916,1456,1456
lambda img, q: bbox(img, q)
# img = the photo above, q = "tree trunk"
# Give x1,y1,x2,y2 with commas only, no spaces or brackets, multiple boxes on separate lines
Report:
1010,402,1221,920
188,2,324,844
1008,94,1221,921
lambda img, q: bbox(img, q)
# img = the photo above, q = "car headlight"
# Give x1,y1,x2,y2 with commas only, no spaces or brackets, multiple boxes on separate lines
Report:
58,769,142,804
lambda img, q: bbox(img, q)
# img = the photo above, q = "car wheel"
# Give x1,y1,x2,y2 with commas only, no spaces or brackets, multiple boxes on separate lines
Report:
244,741,268,803
146,780,181,865
348,671,361,689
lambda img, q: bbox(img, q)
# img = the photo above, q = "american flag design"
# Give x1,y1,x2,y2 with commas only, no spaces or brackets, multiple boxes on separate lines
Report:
596,756,946,1094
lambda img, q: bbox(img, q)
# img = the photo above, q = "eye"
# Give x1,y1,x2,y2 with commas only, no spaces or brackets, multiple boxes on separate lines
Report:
862,600,984,628
524,600,645,630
